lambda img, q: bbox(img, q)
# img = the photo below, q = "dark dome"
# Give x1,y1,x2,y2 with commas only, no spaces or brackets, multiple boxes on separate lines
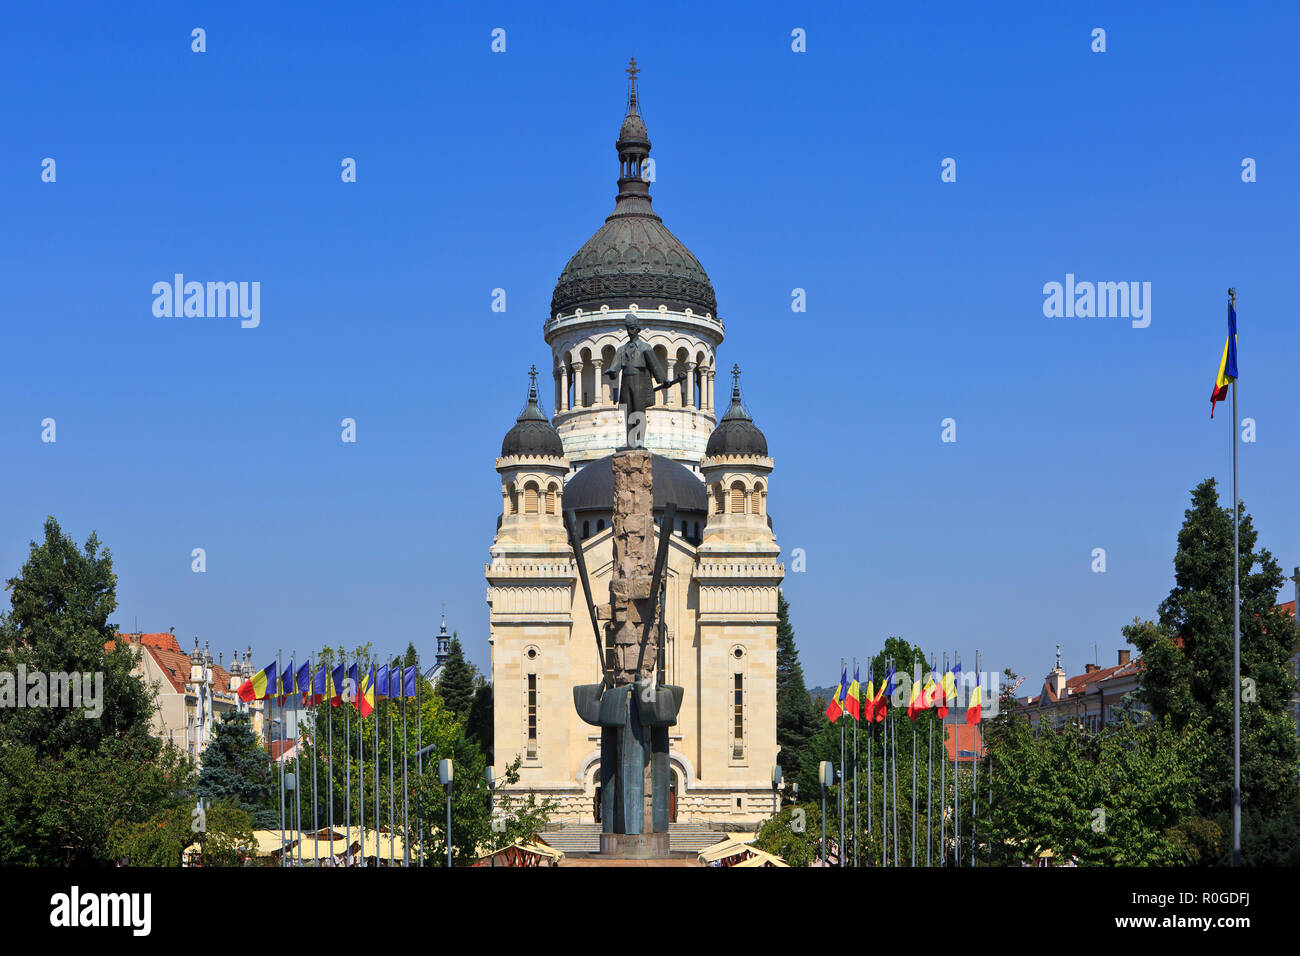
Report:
550,69,717,320
501,381,565,459
562,453,707,515
706,383,768,458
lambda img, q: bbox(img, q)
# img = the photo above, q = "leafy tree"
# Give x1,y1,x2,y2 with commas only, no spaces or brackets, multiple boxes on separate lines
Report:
775,590,818,786
1123,478,1298,821
754,802,826,867
109,799,255,867
198,710,277,828
466,683,493,759
435,636,477,718
0,517,192,865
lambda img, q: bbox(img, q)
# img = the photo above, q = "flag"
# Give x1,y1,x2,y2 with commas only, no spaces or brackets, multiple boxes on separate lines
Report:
966,682,983,725
874,665,896,722
375,663,391,700
330,664,346,707
923,673,941,709
863,673,875,720
236,661,277,702
845,665,861,721
825,667,846,723
356,664,376,718
279,660,296,706
907,672,923,720
309,665,333,706
402,665,417,698
1210,299,1238,418
939,662,961,719
297,660,312,706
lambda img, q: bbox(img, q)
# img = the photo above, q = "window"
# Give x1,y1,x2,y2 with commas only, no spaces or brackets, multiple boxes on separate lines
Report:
583,520,590,538
730,483,745,515
733,673,744,759
596,519,605,532
524,483,539,514
527,674,538,759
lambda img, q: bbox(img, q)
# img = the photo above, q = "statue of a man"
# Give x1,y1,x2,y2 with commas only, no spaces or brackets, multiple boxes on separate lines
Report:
605,314,671,447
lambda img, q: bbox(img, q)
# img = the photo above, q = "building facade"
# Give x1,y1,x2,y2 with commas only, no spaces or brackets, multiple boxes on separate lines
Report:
486,65,783,826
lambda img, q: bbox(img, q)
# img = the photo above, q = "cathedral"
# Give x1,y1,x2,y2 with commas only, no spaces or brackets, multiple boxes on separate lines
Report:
486,63,783,825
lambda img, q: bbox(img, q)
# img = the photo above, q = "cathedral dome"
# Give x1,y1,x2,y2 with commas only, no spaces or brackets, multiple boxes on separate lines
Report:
705,372,768,458
550,63,717,320
562,452,707,516
501,375,565,459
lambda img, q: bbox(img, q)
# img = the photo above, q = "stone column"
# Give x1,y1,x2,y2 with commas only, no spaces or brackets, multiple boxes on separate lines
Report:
664,361,677,407
685,361,698,408
553,370,562,413
572,361,586,408
593,358,605,405
560,364,569,412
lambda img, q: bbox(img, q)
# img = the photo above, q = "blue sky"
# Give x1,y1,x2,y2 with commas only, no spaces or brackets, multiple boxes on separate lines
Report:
2,2,1296,690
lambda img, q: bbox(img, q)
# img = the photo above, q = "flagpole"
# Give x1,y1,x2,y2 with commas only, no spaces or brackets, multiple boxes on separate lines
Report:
912,657,918,868
971,650,979,865
312,682,319,866
403,667,410,867
418,654,424,868
1230,288,1242,867
277,649,285,867
374,662,380,868
880,660,887,868
927,653,934,867
852,658,859,868
359,659,365,867
866,661,873,839
839,658,845,868
345,666,352,866
328,670,334,865
389,659,396,867
940,652,947,865
891,670,899,868
294,656,302,867
954,650,960,868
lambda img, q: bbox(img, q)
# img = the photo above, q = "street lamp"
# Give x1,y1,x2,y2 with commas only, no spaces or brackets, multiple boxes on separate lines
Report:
439,759,454,868
819,761,834,868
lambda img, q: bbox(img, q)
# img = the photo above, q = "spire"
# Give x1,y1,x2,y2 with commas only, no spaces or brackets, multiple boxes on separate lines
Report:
614,56,653,211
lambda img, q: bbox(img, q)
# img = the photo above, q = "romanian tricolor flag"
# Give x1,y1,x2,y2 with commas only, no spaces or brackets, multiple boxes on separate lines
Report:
844,666,861,721
825,667,846,723
907,672,924,720
1210,298,1238,418
923,673,941,709
873,665,896,722
236,661,277,702
938,662,961,719
330,664,346,707
355,664,376,718
966,681,983,725
863,670,875,722
296,660,312,706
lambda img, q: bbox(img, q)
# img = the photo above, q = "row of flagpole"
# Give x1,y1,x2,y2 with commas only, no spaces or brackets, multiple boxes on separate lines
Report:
822,652,989,866
245,652,430,866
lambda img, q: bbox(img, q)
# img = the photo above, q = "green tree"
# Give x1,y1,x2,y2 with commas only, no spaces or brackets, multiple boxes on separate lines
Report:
198,710,277,828
0,517,191,865
1123,478,1298,821
109,800,255,867
774,590,818,787
435,636,477,718
754,802,826,867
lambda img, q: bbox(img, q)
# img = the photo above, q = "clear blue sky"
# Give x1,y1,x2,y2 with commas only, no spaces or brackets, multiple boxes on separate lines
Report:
3,2,1296,690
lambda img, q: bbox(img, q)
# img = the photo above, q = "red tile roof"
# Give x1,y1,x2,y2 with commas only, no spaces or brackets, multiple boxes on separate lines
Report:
944,724,984,761
106,633,234,696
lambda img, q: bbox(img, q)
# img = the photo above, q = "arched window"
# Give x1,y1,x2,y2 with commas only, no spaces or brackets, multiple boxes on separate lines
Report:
752,481,765,515
583,520,590,538
681,520,687,536
730,482,745,515
547,483,560,515
693,521,700,540
524,482,539,515
596,519,605,533
506,482,517,515
712,484,724,515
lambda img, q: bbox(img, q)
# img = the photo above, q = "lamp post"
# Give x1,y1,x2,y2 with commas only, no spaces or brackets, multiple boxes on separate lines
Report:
819,761,833,868
439,759,454,868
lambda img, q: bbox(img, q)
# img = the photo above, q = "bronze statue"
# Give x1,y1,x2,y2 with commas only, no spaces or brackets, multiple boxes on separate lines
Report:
604,314,681,447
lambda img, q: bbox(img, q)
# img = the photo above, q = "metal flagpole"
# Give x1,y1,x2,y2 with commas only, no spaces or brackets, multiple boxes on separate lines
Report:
954,650,960,868
971,650,979,864
389,659,396,867
418,654,424,868
345,666,352,866
927,653,934,867
940,652,947,865
1230,288,1242,867
839,658,845,868
277,650,285,866
891,673,899,868
867,661,873,838
294,657,302,867
374,664,380,868
852,658,859,868
328,670,334,865
912,657,918,868
880,660,887,867
403,667,410,867
312,679,319,866
360,659,365,867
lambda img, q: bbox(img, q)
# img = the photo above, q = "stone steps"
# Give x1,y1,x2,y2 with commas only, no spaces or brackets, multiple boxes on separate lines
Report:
542,822,728,854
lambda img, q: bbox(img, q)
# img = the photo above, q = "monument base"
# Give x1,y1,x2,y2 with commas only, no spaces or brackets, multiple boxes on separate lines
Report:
599,831,671,859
